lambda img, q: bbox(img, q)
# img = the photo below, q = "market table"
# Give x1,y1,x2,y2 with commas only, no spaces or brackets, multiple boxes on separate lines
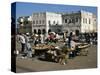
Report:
32,44,55,56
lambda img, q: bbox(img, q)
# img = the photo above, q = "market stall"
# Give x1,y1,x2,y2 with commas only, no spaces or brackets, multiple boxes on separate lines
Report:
32,42,90,65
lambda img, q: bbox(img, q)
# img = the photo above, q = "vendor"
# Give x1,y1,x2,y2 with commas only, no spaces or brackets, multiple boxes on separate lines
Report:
25,33,33,58
69,32,78,58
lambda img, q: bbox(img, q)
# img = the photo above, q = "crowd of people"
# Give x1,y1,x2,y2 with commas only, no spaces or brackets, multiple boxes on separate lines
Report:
15,31,97,64
16,33,32,57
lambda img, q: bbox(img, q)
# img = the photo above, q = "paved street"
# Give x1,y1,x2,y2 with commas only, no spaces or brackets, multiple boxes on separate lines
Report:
16,45,97,73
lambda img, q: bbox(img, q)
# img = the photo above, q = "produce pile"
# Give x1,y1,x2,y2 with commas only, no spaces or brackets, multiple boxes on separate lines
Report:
31,43,90,65
77,43,90,49
33,44,48,50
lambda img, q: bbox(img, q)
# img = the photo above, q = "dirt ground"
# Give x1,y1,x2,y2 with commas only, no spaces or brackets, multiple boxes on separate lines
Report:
16,45,97,73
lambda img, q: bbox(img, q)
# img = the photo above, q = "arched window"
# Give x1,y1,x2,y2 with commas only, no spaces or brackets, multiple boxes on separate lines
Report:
76,17,78,22
36,20,38,24
53,21,55,24
33,20,35,24
65,19,67,23
48,20,51,25
42,29,46,34
75,30,80,36
39,20,41,24
34,29,37,34
38,29,41,34
89,18,91,24
72,18,75,23
48,29,51,33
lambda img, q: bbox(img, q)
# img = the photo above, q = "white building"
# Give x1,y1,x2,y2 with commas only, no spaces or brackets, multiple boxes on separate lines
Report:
81,10,96,33
32,12,62,34
18,10,97,35
62,10,97,34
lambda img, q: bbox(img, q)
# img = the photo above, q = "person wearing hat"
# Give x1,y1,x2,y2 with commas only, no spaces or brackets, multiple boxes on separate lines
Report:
25,33,32,58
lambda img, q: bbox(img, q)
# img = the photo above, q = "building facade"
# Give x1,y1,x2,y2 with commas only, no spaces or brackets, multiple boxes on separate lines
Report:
62,10,97,34
31,12,62,34
18,11,97,35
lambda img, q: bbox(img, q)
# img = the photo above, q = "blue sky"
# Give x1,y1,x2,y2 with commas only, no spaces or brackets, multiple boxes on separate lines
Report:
12,2,97,19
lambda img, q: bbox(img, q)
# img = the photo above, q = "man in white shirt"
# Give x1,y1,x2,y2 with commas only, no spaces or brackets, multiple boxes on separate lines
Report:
70,40,76,50
19,34,26,53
